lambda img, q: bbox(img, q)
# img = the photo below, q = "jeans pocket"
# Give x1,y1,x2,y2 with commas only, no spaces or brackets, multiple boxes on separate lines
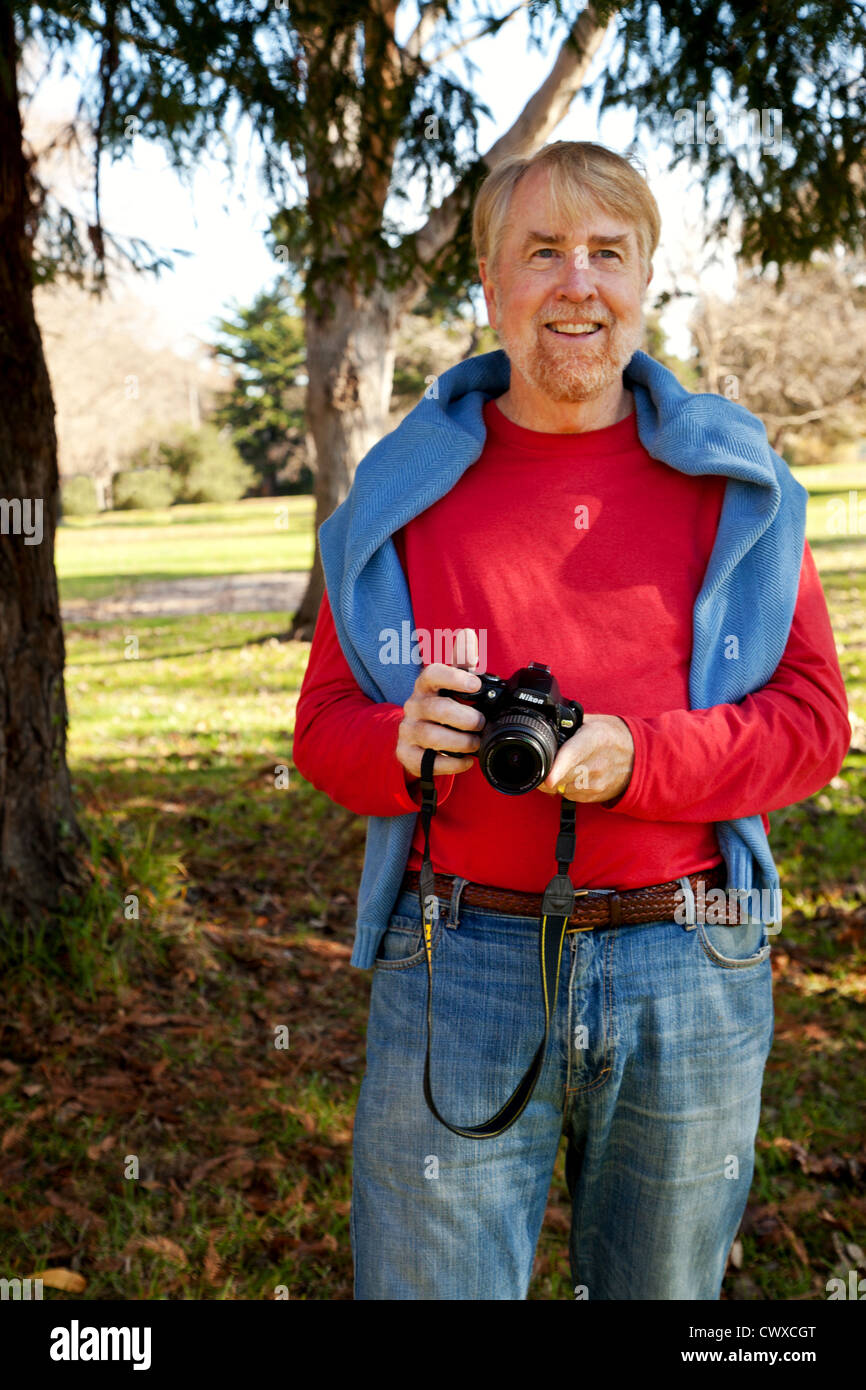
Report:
373,910,445,971
697,917,772,970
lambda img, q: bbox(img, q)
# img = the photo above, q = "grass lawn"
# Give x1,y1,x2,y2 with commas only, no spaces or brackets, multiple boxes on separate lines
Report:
1,469,864,1301
57,496,315,602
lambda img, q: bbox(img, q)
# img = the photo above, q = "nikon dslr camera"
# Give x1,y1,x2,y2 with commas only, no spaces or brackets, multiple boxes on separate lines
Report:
438,661,583,795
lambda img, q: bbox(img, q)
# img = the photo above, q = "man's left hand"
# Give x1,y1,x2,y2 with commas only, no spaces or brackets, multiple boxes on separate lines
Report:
538,713,634,804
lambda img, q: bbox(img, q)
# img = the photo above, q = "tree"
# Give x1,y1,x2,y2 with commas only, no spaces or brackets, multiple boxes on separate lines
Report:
642,309,699,389
126,421,256,503
37,279,228,504
689,255,866,453
0,3,88,924
209,287,310,495
2,0,249,925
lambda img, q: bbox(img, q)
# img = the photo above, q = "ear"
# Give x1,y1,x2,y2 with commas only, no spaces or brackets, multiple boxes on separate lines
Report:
479,258,498,330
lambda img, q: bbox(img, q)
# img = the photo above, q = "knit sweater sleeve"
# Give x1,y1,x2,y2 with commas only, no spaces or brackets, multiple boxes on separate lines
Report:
292,587,457,817
603,539,851,822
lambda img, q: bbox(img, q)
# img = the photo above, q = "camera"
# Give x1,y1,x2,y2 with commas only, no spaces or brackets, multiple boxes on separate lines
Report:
437,661,583,795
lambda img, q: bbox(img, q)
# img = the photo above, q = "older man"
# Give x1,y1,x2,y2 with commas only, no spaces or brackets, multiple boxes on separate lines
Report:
293,141,850,1300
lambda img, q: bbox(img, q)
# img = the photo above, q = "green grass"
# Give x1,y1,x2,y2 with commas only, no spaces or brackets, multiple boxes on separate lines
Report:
1,477,864,1301
57,496,315,602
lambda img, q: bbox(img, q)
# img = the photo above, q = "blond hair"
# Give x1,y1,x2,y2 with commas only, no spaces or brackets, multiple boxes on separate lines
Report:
472,140,661,284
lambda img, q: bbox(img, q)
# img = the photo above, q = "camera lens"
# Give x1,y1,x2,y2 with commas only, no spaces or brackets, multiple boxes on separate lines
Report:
480,714,558,794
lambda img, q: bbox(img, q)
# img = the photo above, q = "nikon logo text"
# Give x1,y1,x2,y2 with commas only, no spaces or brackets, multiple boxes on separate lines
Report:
517,692,544,704
49,1320,152,1371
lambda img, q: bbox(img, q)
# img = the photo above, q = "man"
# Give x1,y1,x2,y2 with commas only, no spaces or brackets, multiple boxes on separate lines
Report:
292,141,850,1300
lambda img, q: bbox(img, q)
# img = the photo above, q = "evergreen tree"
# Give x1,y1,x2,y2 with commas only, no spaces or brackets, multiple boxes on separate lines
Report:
210,287,310,495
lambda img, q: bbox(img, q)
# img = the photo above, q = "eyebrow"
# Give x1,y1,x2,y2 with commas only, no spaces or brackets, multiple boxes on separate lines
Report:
519,230,632,253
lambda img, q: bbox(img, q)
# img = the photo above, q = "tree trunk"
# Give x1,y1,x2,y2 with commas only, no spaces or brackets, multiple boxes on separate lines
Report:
289,278,400,639
0,10,89,925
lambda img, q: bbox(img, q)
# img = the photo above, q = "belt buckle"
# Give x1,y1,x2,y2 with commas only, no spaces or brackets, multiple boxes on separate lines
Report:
567,887,617,932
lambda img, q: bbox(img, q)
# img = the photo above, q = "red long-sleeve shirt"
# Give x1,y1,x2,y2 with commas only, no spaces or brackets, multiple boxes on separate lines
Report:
293,397,850,893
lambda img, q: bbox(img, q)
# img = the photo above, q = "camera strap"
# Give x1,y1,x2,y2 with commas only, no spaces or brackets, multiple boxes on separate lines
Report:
416,745,576,1140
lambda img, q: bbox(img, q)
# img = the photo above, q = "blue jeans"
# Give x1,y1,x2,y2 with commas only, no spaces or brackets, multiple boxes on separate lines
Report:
351,878,774,1300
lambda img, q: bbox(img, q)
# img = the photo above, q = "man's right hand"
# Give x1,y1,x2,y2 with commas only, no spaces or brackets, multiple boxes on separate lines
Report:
395,629,486,782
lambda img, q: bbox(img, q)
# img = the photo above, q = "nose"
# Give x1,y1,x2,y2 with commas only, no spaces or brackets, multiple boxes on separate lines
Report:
555,252,598,298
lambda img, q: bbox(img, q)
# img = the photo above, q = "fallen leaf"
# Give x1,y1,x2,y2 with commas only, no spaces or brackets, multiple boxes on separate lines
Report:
29,1267,87,1293
204,1230,224,1286
188,1147,248,1185
1,1104,48,1151
131,1236,187,1266
86,1134,116,1160
44,1191,106,1229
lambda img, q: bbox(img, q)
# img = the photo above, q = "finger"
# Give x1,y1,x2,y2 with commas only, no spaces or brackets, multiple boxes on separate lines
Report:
543,755,587,796
408,749,475,777
418,661,482,695
451,627,479,669
413,720,481,755
543,753,572,792
422,693,486,731
427,753,474,776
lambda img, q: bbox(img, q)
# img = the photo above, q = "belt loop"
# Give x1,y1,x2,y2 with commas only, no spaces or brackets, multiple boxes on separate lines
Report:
448,876,470,929
608,891,622,928
677,876,698,930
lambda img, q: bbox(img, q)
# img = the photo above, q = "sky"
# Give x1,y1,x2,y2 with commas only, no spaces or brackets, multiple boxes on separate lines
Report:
24,3,746,362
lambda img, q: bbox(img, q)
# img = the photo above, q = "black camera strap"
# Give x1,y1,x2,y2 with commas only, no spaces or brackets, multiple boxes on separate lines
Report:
416,745,576,1140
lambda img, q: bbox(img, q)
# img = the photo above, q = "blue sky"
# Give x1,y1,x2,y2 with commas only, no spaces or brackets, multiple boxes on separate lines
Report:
26,3,742,360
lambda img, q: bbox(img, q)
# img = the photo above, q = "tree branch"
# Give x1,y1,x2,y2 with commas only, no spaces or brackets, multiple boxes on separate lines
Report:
400,3,613,307
763,391,866,430
425,0,534,67
404,1,452,61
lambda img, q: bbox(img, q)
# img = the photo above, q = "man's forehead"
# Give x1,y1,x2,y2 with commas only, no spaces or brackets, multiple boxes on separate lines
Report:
504,182,636,248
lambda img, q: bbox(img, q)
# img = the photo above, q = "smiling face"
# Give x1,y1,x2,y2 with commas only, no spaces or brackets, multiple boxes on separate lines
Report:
479,164,653,431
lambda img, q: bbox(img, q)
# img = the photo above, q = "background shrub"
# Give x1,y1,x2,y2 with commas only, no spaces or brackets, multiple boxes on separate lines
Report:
61,475,99,516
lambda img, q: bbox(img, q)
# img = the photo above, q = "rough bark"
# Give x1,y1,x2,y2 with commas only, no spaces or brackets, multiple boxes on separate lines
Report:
290,281,400,636
0,9,89,925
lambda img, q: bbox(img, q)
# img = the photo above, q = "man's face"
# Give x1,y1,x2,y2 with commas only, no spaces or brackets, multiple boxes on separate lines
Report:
479,165,652,406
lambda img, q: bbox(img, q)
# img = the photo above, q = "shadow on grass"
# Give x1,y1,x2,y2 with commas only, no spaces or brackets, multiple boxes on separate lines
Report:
2,603,864,1301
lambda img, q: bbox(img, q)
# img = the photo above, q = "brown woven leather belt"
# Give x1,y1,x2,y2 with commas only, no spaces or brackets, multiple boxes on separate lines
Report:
401,860,738,929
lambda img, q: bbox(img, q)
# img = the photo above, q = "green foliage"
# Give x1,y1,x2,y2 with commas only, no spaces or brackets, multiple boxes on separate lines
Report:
17,1,866,308
61,474,99,516
127,424,256,503
209,286,310,494
112,466,179,510
643,311,700,389
598,0,866,276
